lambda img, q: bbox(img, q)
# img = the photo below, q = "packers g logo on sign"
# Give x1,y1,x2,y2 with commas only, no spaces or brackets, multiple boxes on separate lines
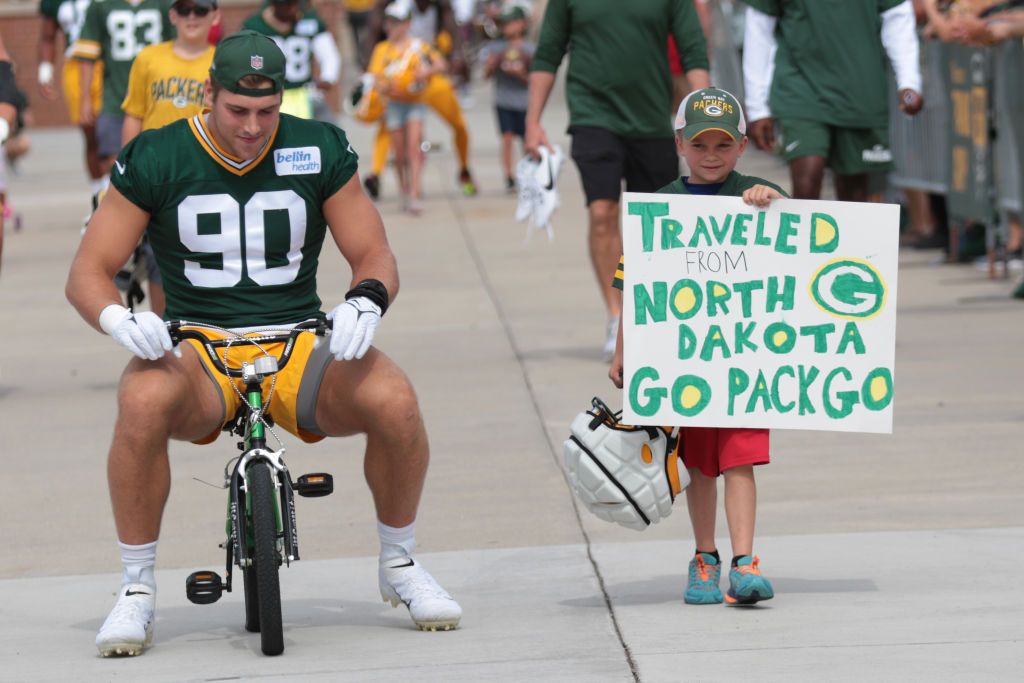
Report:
809,258,888,320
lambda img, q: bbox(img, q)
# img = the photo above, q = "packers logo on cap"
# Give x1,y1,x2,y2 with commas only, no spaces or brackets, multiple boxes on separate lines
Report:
675,87,747,142
210,30,285,96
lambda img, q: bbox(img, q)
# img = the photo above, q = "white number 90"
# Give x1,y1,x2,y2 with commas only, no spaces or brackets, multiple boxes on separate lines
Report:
177,190,307,288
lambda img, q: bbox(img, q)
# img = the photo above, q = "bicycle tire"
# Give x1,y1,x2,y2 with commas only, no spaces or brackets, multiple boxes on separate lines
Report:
246,461,284,655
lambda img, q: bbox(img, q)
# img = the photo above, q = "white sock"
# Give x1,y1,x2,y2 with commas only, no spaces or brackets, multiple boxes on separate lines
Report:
119,540,157,588
89,177,106,196
378,520,416,563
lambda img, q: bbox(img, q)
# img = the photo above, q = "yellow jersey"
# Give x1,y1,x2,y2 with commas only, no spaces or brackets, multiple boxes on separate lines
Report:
121,41,215,130
367,37,441,103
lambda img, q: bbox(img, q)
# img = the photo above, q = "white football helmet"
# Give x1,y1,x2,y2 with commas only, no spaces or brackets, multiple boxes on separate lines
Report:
563,398,688,531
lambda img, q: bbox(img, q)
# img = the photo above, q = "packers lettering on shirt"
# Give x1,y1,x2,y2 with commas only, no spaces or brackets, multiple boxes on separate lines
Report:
149,76,206,110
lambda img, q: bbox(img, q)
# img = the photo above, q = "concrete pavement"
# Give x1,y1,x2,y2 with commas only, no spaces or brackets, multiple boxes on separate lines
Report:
1,69,1022,681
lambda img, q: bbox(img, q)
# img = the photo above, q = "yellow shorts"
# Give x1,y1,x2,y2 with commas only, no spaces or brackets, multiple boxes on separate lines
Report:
184,326,333,445
61,59,103,125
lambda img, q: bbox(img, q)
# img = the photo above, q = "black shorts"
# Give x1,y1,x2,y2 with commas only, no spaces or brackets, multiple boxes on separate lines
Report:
569,125,678,205
496,106,526,137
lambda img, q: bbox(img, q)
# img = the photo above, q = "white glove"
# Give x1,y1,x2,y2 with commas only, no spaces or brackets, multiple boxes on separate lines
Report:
98,304,172,360
326,297,382,360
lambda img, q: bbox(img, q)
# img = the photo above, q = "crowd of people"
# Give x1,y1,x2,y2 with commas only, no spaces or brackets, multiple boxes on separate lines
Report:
911,0,1024,293
0,0,1022,660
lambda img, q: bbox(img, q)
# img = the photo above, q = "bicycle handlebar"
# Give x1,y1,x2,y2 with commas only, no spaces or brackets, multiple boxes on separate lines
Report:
167,319,331,379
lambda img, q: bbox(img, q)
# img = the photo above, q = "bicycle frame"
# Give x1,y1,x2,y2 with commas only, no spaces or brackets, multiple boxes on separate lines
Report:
174,319,334,650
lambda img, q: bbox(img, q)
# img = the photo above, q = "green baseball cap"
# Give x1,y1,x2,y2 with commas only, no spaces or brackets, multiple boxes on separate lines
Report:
209,30,285,97
675,87,746,141
499,6,527,22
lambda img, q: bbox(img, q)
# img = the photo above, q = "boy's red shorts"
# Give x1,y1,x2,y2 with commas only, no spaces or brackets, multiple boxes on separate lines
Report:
681,427,770,478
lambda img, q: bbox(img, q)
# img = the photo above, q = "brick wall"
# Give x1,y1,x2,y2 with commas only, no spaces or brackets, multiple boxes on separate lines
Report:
0,0,347,127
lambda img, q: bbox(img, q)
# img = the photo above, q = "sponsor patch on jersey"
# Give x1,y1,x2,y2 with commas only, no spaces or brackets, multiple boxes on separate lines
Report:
274,146,322,175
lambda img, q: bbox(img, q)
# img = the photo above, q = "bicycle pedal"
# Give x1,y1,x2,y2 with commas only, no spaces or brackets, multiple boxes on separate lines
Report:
186,570,224,604
295,472,333,497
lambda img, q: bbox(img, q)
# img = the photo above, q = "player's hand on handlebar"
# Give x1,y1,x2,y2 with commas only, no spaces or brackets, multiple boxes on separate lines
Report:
98,304,173,360
326,297,381,360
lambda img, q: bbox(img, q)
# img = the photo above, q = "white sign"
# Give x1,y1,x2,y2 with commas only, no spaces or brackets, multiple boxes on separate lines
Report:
621,193,899,434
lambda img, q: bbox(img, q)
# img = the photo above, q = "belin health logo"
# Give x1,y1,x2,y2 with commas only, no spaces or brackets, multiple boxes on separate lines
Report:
274,146,321,176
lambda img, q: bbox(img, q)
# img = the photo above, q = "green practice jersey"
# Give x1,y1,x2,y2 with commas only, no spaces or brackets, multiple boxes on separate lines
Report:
111,113,359,326
72,0,175,115
242,10,329,89
742,0,903,128
40,0,92,55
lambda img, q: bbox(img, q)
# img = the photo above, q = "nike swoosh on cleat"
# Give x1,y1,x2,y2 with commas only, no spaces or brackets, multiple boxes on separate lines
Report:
544,159,555,191
124,589,151,596
389,559,415,568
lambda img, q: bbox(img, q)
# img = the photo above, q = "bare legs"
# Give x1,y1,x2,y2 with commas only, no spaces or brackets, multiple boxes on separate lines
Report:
685,465,756,557
789,155,870,202
588,199,623,320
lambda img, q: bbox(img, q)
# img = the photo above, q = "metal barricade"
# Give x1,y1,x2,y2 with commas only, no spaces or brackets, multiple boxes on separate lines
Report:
993,39,1023,216
707,0,746,103
889,38,951,195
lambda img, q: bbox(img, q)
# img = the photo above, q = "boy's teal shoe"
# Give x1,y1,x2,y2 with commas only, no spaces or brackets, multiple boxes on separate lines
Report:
725,556,774,605
685,552,723,604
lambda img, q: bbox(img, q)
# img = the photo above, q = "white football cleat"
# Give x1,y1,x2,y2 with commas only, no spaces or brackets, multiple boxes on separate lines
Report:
379,556,462,631
95,581,155,657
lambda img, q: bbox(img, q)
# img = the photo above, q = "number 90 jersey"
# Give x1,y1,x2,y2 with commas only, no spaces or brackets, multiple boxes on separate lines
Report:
111,113,359,327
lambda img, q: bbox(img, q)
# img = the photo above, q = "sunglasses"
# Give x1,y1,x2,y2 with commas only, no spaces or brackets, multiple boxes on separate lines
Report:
173,4,211,17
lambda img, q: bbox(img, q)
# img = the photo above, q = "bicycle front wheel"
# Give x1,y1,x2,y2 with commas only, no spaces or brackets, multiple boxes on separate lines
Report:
244,460,284,656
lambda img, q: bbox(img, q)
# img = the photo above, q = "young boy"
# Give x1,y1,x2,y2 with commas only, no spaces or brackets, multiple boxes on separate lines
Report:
367,2,446,215
609,87,786,605
118,0,220,315
481,5,534,192
121,0,220,144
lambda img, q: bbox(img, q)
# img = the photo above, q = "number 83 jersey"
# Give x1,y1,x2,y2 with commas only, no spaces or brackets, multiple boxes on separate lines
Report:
111,112,359,327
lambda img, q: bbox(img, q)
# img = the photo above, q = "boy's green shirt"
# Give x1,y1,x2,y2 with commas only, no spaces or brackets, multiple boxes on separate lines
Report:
656,171,787,198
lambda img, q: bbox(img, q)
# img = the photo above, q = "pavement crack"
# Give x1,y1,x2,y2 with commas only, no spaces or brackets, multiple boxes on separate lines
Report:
447,188,641,683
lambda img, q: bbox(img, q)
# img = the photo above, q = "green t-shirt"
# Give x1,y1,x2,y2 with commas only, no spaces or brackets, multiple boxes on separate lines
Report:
74,0,175,115
532,0,709,139
656,171,787,198
742,0,903,128
241,10,329,89
111,114,359,326
613,171,788,289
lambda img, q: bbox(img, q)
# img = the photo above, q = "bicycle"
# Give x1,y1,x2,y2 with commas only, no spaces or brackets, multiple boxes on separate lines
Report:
170,319,335,656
